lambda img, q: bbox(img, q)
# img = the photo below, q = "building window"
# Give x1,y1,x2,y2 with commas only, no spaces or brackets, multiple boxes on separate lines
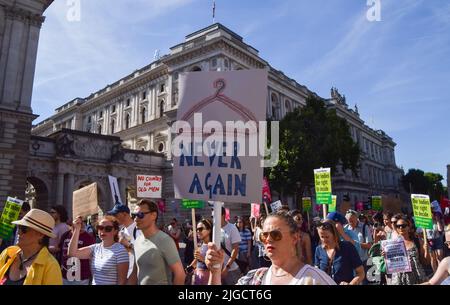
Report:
111,105,116,113
160,84,165,93
126,99,131,107
285,100,292,113
141,107,147,124
88,116,91,124
159,100,165,118
125,114,130,129
191,66,202,72
271,93,280,120
211,58,217,67
110,119,115,134
97,124,102,134
158,142,164,152
99,111,103,118
142,91,147,100
224,58,230,69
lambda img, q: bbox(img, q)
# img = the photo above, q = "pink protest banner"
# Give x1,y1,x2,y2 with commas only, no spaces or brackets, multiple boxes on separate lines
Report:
356,201,364,212
157,199,166,213
251,203,260,218
225,208,230,221
262,177,272,203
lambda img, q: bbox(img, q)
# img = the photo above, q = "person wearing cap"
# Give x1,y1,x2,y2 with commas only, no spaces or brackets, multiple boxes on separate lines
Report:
107,203,141,280
314,219,365,285
0,209,63,285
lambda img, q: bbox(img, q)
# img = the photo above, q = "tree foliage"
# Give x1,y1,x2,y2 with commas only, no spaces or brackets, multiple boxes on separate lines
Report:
266,96,361,198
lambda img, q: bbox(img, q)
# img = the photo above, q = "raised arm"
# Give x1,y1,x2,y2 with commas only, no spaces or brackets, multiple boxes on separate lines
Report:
67,217,92,260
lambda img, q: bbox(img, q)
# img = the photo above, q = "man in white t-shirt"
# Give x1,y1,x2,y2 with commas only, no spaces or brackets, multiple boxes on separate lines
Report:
108,203,142,279
221,206,242,285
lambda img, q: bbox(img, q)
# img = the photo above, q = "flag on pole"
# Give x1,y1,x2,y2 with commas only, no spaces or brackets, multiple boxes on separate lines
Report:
213,1,216,22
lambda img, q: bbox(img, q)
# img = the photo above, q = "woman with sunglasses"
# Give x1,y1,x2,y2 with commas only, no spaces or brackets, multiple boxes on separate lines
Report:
186,219,213,285
68,215,129,285
315,220,365,285
389,216,429,285
0,209,63,285
206,210,336,285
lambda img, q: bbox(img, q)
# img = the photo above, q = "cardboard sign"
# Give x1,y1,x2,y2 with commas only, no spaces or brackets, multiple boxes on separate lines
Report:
136,175,162,198
108,175,122,204
251,203,261,218
181,199,205,209
173,70,267,203
270,200,283,213
329,195,337,212
372,196,382,211
73,182,98,219
0,197,24,239
314,168,332,204
411,194,433,230
302,197,312,212
381,238,412,274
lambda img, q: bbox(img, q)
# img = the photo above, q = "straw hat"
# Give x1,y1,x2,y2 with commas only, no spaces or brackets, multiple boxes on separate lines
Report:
12,209,56,238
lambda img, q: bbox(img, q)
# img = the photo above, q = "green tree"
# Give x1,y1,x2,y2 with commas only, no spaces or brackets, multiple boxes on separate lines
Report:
401,169,429,194
265,95,360,204
424,172,445,201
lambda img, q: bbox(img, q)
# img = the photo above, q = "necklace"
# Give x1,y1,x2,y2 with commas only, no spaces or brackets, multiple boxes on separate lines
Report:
19,250,40,271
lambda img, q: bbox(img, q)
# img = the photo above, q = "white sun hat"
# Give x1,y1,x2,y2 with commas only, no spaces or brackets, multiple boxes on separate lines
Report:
12,208,56,238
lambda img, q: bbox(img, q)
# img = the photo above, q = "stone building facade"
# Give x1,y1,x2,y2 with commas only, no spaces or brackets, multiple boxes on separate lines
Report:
31,23,405,215
0,0,53,208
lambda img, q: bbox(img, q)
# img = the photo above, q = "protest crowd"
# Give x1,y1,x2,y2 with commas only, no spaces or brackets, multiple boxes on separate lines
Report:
1,195,449,286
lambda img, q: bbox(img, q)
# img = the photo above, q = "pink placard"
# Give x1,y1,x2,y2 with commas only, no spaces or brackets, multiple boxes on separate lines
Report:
225,208,230,221
251,203,260,218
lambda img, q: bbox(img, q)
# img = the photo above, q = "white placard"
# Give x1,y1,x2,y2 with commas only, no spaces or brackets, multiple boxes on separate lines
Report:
270,200,283,213
381,238,412,274
136,175,162,198
173,70,267,203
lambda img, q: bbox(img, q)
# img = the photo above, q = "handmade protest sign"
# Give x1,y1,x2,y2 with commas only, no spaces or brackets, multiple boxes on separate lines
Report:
173,70,267,203
251,203,260,218
302,197,312,213
73,182,98,219
0,197,24,239
314,168,332,204
381,238,412,274
329,195,337,212
411,194,433,230
181,199,205,209
372,196,382,211
270,200,283,213
136,175,162,198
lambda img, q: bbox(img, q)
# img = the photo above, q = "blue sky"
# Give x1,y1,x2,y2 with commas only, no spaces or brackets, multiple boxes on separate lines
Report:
32,0,450,185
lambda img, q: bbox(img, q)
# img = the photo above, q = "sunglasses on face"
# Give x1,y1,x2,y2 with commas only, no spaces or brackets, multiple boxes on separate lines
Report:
97,225,114,232
317,222,333,230
395,223,408,229
131,211,153,219
196,227,206,232
259,230,283,243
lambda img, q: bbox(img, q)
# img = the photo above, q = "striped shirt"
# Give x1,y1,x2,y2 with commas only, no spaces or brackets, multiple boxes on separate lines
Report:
89,242,129,285
239,229,252,253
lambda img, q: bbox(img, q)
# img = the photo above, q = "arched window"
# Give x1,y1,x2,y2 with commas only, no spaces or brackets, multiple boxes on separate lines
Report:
141,107,147,124
97,124,102,134
191,66,202,72
271,93,280,120
110,119,115,134
159,100,165,118
285,99,292,113
158,142,164,152
125,114,130,129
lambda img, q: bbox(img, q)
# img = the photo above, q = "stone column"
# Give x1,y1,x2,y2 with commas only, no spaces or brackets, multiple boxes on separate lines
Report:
66,174,74,218
56,173,64,206
118,177,127,205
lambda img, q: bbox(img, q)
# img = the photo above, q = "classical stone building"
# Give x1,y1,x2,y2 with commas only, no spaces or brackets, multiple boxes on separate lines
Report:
0,0,53,209
31,23,405,216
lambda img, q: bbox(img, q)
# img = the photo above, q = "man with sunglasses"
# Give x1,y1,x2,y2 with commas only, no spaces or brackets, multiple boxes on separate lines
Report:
128,199,185,285
107,203,142,280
